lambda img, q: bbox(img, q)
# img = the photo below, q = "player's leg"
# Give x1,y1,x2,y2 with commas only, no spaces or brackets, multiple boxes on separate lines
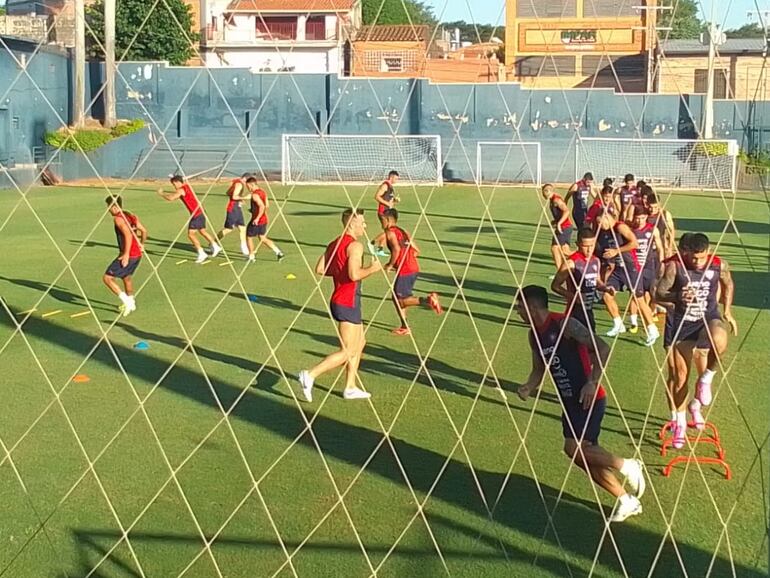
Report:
187,219,209,263
603,273,626,336
102,272,122,297
694,318,729,407
238,225,248,255
392,274,429,334
216,225,232,240
103,261,136,315
341,323,369,399
258,234,284,260
671,340,695,446
199,226,222,255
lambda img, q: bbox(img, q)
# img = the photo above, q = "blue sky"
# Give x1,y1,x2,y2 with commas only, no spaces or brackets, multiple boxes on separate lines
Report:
424,0,767,30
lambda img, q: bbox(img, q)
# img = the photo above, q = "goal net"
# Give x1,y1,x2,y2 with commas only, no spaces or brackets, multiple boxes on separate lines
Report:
476,141,542,186
576,138,739,192
282,134,443,185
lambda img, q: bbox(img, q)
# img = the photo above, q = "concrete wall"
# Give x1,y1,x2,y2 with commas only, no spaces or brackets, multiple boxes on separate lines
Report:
203,47,340,73
0,15,49,43
659,54,770,102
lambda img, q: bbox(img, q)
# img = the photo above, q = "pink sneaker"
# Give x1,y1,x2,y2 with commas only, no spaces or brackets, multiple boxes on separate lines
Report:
672,423,686,450
695,377,713,407
689,400,706,431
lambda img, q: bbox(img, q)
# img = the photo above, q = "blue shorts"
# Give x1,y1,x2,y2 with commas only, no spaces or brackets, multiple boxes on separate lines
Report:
395,273,418,299
247,223,267,237
606,265,644,297
330,302,362,325
189,214,206,230
562,396,606,444
664,312,722,349
572,210,586,230
552,226,573,247
224,207,245,229
105,257,141,279
569,304,596,332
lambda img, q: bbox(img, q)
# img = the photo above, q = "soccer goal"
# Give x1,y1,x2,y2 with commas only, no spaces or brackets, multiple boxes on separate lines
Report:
476,141,542,186
576,138,739,192
282,134,443,186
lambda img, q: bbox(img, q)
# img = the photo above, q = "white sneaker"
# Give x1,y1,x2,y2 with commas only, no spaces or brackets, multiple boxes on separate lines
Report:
644,329,660,348
367,241,378,256
622,459,646,499
195,253,208,264
610,496,643,523
240,243,249,256
606,324,626,337
247,254,256,262
298,370,314,402
211,244,223,258
343,388,371,400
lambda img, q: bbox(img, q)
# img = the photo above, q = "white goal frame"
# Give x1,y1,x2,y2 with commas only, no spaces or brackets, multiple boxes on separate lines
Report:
576,137,739,192
476,141,542,187
282,134,443,186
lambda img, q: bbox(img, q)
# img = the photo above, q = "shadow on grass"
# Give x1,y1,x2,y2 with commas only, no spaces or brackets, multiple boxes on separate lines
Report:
0,275,115,312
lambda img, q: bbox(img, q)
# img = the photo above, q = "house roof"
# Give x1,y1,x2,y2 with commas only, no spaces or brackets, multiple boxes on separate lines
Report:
227,0,357,12
660,38,767,55
355,24,430,43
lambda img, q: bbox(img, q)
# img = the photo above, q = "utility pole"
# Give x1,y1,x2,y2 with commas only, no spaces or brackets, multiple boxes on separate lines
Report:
104,0,116,128
702,0,726,139
633,1,671,93
72,0,86,127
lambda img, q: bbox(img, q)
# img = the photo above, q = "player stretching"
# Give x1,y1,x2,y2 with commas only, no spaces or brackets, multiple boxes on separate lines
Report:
596,214,660,345
551,227,610,332
541,184,573,270
372,170,400,256
157,175,221,263
217,173,250,256
380,209,442,335
245,177,284,262
516,285,645,522
103,195,147,317
298,209,382,402
615,174,638,222
655,233,737,447
565,172,596,229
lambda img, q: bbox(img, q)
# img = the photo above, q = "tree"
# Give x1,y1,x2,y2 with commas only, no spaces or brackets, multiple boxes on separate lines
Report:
725,22,766,38
658,0,704,40
443,20,505,44
361,0,435,26
85,0,198,65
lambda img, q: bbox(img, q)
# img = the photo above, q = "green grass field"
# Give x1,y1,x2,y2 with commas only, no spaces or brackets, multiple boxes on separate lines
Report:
0,182,768,577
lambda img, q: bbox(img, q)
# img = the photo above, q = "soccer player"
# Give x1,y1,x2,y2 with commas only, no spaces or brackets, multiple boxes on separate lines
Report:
157,175,222,263
515,285,645,523
565,172,596,229
217,173,250,256
103,195,147,317
541,184,573,270
645,193,676,258
245,177,284,262
655,233,737,447
615,173,638,222
380,209,442,335
372,170,400,256
297,209,382,402
627,206,664,334
551,227,610,332
585,185,619,227
596,214,660,345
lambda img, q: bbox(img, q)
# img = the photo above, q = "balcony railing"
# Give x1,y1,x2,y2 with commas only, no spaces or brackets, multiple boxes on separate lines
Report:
203,23,337,45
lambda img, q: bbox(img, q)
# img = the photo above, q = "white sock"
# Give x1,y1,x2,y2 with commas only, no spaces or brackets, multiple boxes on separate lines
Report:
619,459,636,476
676,411,686,426
613,316,623,328
272,245,282,255
118,291,130,305
213,243,222,250
670,410,678,422
630,314,638,326
619,493,635,506
127,295,136,306
647,324,659,336
700,369,716,385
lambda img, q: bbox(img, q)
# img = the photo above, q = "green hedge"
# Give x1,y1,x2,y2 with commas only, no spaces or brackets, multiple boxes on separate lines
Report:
44,119,145,152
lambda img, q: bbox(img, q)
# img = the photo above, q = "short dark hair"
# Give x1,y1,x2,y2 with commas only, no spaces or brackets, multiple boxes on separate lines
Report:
633,205,649,218
170,175,184,184
105,195,123,208
381,208,399,221
241,172,253,179
646,193,658,204
678,232,694,252
246,177,258,184
518,285,549,310
637,179,647,188
690,233,710,253
640,184,654,197
577,226,595,243
625,173,635,182
601,185,613,196
583,172,594,181
602,177,613,188
342,207,364,225
388,170,400,178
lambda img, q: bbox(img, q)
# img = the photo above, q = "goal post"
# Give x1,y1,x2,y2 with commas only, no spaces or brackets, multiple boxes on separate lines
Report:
476,141,542,187
282,134,443,186
576,138,739,192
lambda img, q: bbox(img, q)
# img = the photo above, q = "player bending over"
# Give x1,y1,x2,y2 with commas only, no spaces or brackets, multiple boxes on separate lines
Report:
380,209,442,335
157,175,222,263
655,233,737,448
542,184,573,270
217,173,251,256
516,285,645,523
298,209,382,402
371,171,400,256
245,177,284,262
103,195,147,317
565,172,597,229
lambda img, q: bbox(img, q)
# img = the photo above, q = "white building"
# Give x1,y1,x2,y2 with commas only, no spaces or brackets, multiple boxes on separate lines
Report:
200,0,361,73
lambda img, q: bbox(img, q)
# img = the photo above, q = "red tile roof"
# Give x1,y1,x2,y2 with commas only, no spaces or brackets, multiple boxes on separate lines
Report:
227,0,357,11
355,25,430,43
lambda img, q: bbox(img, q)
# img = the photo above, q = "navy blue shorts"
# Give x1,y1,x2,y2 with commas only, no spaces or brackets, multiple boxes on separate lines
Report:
105,257,141,279
606,265,644,297
562,396,606,444
247,223,267,237
224,207,245,229
664,313,722,349
395,273,418,299
641,267,657,293
572,210,586,230
552,226,573,247
330,302,362,325
189,214,206,230
569,304,596,332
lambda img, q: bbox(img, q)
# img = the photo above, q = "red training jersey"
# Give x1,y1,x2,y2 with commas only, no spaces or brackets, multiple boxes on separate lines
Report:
250,188,268,225
114,213,142,259
377,180,395,215
586,198,617,225
389,226,419,276
549,194,572,231
325,234,360,308
180,184,203,217
225,179,243,213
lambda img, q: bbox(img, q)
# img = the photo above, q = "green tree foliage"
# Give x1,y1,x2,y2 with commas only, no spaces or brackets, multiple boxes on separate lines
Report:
443,20,505,44
85,0,198,65
361,0,435,26
658,0,704,40
725,22,766,39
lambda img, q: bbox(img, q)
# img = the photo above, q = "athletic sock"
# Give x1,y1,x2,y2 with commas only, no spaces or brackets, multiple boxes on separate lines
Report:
670,410,678,422
647,324,659,336
630,314,638,326
619,459,635,476
118,292,130,306
700,369,716,385
676,411,686,427
271,245,282,255
618,493,635,507
612,316,623,328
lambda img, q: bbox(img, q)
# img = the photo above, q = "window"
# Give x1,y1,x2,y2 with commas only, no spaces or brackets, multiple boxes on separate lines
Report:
363,51,417,73
583,55,645,78
515,56,576,77
306,15,327,40
256,16,297,40
694,68,728,98
211,15,217,31
517,0,577,18
583,0,638,18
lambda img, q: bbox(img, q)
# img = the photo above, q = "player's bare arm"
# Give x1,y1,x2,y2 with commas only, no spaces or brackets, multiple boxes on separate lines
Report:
554,197,570,229
347,241,382,281
655,260,678,305
135,219,148,247
652,227,665,265
157,188,183,202
116,217,133,267
314,254,326,276
564,184,576,203
518,345,546,401
719,259,738,335
252,193,266,225
550,260,574,299
384,229,401,271
564,318,609,409
604,222,638,259
374,183,392,207
231,182,247,201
